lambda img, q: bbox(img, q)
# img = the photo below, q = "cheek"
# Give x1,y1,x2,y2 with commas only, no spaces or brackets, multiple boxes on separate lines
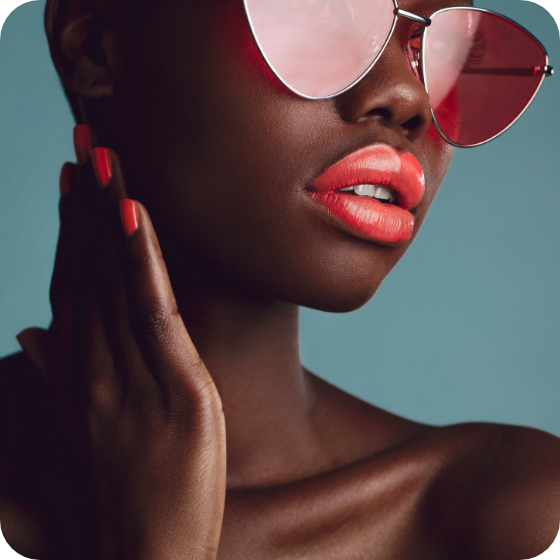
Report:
217,0,299,99
429,140,455,196
426,122,444,144
415,132,455,222
430,85,461,144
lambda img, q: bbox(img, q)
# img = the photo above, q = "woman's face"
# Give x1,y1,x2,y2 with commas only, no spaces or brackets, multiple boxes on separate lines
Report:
108,0,461,312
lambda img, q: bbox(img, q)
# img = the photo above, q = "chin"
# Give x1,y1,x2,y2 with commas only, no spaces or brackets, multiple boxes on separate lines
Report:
302,290,382,314
239,258,387,313
294,273,387,313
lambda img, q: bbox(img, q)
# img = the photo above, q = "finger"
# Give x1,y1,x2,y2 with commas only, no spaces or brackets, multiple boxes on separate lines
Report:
49,157,105,405
120,200,212,399
92,147,129,204
49,162,79,381
73,124,101,165
72,126,108,331
63,124,99,356
50,162,77,314
47,158,97,399
78,162,104,292
89,148,145,378
70,127,117,395
72,124,105,303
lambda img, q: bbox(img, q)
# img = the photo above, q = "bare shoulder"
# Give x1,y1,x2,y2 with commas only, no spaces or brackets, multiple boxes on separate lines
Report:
417,422,560,560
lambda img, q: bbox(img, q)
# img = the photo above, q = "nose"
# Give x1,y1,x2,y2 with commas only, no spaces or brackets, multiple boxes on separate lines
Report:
334,29,434,142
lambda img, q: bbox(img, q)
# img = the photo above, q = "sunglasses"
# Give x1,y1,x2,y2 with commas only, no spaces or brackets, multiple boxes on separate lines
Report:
243,0,554,147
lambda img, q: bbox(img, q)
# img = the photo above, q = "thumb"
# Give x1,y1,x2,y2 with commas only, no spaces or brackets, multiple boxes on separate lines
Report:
16,327,53,386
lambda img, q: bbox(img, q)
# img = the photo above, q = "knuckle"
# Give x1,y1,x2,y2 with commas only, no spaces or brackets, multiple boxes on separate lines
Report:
146,390,199,430
143,370,220,427
135,307,171,346
83,375,122,417
80,354,122,413
190,377,223,414
170,375,222,423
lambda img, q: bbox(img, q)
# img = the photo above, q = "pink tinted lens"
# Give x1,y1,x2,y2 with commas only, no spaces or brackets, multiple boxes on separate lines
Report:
424,9,548,146
244,0,396,98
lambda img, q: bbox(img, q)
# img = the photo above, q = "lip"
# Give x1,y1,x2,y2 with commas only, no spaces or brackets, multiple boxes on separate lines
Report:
307,144,425,245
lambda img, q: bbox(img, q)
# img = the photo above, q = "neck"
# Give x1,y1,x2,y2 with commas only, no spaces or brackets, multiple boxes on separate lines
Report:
170,257,321,489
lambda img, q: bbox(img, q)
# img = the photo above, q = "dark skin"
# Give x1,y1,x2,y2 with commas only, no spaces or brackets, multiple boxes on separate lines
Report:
1,0,559,557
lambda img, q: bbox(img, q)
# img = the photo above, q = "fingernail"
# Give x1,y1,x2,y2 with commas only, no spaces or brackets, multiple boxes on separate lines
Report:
91,148,113,188
73,125,91,164
119,199,139,236
59,162,74,197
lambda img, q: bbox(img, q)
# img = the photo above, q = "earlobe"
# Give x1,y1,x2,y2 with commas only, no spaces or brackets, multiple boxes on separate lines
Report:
45,0,114,99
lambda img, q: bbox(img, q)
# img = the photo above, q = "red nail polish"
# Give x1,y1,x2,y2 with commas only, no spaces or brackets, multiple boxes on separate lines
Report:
120,199,139,236
91,148,113,188
59,162,74,197
73,125,91,164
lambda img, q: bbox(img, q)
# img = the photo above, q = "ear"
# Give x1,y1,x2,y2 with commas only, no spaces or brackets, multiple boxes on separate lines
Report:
45,0,114,99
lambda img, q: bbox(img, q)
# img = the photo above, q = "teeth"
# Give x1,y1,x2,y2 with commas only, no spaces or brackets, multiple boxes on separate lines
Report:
354,184,376,198
374,186,394,202
337,184,395,203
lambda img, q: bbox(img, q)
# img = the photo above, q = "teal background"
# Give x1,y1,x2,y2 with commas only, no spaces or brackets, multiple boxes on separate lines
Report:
1,1,559,434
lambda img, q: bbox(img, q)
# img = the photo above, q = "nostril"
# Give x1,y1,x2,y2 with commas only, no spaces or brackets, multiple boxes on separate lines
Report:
364,107,391,121
403,115,422,131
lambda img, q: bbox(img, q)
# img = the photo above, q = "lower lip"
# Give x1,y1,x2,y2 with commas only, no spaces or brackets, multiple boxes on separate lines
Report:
308,191,415,244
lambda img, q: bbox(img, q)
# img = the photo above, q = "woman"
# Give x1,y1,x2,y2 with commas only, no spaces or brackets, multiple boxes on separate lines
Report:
0,0,559,558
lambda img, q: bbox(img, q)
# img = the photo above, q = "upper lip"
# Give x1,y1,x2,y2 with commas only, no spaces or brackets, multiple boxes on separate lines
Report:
307,144,425,211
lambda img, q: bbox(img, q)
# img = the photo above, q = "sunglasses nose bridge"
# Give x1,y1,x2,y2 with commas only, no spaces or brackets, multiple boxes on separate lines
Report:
334,31,433,140
393,10,430,81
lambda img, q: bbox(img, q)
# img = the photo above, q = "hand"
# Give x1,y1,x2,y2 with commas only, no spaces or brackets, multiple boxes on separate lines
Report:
20,126,226,560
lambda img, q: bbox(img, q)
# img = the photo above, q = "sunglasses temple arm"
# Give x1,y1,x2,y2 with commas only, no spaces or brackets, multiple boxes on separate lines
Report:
396,9,553,78
461,66,554,77
395,9,431,26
